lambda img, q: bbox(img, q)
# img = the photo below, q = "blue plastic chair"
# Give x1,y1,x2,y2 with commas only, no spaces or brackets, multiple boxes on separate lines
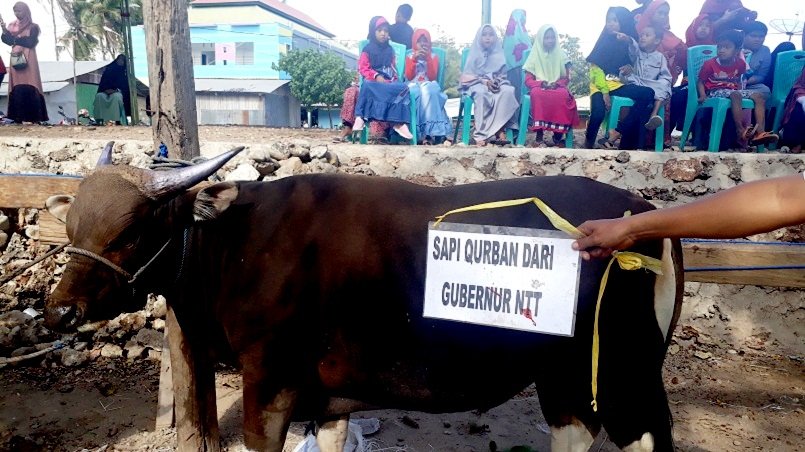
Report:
605,97,665,151
406,47,447,145
768,50,805,149
356,40,409,144
680,45,755,152
517,53,574,148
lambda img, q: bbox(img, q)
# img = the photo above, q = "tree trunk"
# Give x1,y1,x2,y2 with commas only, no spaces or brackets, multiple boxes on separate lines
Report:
327,105,333,129
143,0,200,160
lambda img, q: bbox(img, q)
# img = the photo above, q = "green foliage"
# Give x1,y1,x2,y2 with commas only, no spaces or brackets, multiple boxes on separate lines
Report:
54,0,142,60
432,33,462,98
559,34,590,98
272,49,352,108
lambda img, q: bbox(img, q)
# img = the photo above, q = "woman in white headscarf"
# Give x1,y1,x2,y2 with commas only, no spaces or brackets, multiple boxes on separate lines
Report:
459,24,519,146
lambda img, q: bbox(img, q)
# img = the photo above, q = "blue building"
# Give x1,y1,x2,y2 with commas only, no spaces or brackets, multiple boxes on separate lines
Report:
131,0,356,126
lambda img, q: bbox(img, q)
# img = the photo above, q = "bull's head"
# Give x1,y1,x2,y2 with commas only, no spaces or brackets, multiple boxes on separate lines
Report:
43,142,243,331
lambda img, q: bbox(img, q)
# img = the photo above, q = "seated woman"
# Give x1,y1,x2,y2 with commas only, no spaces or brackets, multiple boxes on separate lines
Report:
780,68,805,153
334,72,359,143
352,16,413,143
404,29,452,145
94,54,131,125
523,24,578,147
460,24,519,146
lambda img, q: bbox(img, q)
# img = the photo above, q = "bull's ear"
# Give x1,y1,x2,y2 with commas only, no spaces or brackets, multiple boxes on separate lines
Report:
45,195,75,224
193,182,239,222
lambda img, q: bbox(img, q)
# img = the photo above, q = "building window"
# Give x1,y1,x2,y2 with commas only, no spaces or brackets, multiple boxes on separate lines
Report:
235,42,254,65
192,42,215,66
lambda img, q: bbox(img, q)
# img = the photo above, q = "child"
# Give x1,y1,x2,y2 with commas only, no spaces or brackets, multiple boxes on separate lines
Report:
389,4,414,50
333,72,359,143
503,9,531,104
586,7,654,150
459,25,520,147
741,21,772,102
617,24,672,132
404,29,452,145
353,16,413,143
696,30,778,147
523,25,578,147
685,15,714,47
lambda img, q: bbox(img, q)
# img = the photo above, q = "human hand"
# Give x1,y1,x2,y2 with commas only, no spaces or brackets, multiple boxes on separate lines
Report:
747,10,758,21
571,218,635,261
614,32,630,42
698,94,707,104
620,65,633,77
374,74,387,83
603,93,611,110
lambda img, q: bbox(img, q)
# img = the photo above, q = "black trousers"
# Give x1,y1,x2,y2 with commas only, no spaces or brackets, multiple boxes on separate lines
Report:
586,84,655,150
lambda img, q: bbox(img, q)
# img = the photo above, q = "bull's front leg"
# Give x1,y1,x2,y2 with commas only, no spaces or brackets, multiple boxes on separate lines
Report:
316,414,350,452
167,306,221,451
242,352,298,451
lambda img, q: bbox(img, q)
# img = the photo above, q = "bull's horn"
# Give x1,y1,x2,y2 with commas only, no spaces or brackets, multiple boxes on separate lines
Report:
142,146,245,199
96,141,115,166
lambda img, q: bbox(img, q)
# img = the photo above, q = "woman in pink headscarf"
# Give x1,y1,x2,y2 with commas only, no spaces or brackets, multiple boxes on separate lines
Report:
1,2,47,123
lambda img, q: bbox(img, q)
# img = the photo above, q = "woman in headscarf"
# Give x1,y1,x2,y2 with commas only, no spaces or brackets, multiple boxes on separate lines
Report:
503,9,531,103
459,24,519,146
94,54,131,125
585,7,654,149
523,24,578,147
779,68,805,153
700,0,757,34
352,16,413,143
1,2,47,123
636,0,685,147
404,28,452,144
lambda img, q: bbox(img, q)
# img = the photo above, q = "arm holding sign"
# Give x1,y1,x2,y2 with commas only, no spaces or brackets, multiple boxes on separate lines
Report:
572,174,805,260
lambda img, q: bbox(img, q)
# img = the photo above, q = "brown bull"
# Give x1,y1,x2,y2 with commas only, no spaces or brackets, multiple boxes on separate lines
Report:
45,143,683,451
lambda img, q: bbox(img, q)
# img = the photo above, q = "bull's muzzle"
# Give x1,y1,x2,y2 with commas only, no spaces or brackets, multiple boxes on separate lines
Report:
44,304,83,331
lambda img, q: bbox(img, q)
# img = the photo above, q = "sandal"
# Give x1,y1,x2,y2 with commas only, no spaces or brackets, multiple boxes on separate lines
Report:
750,131,779,146
597,137,618,149
742,124,757,142
645,115,663,131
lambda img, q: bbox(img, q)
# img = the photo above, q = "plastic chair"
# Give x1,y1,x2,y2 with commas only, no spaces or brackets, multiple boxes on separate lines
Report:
356,40,412,144
680,45,755,152
768,50,805,149
406,47,447,145
604,97,664,152
517,52,574,148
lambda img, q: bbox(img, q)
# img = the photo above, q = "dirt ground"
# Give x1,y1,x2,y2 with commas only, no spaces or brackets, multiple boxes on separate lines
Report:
1,319,802,452
0,125,340,145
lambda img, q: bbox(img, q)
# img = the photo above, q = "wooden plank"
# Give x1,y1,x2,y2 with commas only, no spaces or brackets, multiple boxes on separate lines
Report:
0,175,82,209
155,327,175,429
39,211,69,245
683,240,805,288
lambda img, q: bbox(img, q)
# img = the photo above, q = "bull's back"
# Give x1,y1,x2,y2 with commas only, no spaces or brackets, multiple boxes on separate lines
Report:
220,175,676,413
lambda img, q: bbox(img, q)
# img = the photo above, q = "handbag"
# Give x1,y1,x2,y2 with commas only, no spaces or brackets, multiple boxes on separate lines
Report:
10,51,27,70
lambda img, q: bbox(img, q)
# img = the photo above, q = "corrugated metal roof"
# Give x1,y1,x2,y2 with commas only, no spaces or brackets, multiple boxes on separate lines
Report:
0,81,69,95
38,61,112,83
194,78,290,94
191,0,334,37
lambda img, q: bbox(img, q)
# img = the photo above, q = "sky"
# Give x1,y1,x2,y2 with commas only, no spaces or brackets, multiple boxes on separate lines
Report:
6,0,804,62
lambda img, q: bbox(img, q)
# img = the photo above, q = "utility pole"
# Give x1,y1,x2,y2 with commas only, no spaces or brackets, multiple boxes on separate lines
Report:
143,0,200,160
120,0,139,125
482,0,491,25
50,0,58,60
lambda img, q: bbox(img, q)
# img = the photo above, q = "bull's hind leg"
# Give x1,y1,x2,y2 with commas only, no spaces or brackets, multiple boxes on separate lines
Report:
316,414,350,452
242,381,298,451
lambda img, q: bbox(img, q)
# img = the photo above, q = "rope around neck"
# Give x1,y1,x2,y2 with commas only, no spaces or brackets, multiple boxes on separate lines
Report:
66,238,172,285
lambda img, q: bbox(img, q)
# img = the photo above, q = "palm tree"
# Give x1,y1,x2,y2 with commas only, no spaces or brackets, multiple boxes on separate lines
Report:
52,0,142,60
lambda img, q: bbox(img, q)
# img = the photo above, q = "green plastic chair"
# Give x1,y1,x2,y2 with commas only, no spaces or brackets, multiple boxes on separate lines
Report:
517,52,574,148
680,45,755,152
605,97,664,151
356,40,411,144
406,47,447,145
458,48,517,145
768,50,805,150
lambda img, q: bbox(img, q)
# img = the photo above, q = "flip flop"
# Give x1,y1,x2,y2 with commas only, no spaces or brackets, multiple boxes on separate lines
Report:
742,124,757,142
750,131,779,146
597,137,618,149
645,115,663,131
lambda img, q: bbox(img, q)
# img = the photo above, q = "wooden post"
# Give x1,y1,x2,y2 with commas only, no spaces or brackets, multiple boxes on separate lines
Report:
142,0,200,160
155,327,175,429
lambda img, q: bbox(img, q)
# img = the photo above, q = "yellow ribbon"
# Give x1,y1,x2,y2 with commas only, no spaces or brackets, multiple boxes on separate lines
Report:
433,198,663,413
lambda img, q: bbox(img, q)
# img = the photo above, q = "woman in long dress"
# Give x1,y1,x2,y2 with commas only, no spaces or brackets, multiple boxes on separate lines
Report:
94,54,131,125
502,9,531,104
460,25,519,146
1,1,47,123
404,28,452,144
523,24,578,147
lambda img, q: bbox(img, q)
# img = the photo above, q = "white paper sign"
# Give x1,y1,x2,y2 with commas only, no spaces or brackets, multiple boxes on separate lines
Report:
423,222,581,337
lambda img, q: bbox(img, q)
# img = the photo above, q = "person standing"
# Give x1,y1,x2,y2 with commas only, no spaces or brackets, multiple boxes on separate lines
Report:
1,2,47,123
94,54,131,125
502,9,531,106
389,4,414,50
